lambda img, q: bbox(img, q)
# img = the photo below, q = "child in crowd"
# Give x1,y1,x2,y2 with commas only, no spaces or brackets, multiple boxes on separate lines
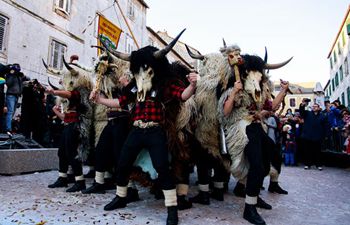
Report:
341,109,350,155
282,124,296,166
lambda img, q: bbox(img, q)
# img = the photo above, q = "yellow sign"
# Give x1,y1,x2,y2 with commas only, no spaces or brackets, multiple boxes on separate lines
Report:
98,15,122,52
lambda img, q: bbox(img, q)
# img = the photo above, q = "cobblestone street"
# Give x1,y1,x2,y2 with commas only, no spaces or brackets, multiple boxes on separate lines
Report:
0,166,350,225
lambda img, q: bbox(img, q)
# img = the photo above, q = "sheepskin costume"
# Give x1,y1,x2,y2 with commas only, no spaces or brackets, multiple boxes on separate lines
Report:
217,55,273,180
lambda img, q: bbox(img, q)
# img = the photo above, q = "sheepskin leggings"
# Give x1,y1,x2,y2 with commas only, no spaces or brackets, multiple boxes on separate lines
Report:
95,117,129,173
58,122,82,176
116,126,175,190
245,123,272,197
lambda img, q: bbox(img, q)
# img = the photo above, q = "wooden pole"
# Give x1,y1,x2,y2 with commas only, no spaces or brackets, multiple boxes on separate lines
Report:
114,0,140,49
234,65,240,82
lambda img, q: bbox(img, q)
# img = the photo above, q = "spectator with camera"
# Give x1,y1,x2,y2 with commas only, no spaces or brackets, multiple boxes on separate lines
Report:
299,99,328,170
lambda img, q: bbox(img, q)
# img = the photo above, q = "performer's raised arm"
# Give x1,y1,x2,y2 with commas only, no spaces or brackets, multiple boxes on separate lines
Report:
223,80,242,117
272,81,289,110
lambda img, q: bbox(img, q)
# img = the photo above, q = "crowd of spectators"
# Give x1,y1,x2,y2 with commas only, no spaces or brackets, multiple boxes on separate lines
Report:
264,98,350,170
0,62,63,148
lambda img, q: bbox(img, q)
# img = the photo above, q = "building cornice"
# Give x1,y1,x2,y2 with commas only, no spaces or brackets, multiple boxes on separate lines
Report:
136,0,149,9
327,5,350,58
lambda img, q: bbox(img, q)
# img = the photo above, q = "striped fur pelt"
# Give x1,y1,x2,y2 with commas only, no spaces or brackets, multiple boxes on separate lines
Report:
193,53,225,160
217,84,271,180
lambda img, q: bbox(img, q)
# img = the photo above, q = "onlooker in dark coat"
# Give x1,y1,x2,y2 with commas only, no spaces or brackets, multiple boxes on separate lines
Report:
299,100,328,170
5,64,27,132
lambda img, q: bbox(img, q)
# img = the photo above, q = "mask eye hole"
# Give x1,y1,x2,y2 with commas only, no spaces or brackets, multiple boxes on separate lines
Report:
148,70,153,76
229,55,234,59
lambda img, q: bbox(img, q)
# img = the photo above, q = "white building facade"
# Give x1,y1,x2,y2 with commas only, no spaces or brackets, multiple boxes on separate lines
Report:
0,0,148,84
326,5,350,107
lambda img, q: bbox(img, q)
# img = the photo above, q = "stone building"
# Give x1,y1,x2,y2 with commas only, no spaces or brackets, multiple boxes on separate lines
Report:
325,5,350,106
0,0,148,84
273,81,316,114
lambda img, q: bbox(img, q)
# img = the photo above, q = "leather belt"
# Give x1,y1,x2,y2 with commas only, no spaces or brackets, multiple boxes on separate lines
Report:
133,120,159,129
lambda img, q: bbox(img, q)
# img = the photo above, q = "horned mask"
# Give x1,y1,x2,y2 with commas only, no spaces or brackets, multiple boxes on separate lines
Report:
100,29,186,102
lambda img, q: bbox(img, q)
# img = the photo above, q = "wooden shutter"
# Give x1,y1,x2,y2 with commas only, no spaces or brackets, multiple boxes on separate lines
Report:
0,15,8,52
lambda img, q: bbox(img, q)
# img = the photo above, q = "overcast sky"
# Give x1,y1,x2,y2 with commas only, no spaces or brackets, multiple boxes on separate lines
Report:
145,0,349,87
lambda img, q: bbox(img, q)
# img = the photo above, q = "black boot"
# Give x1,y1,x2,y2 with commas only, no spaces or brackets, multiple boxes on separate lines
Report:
211,187,224,201
84,170,95,179
189,191,210,205
256,197,272,210
126,187,140,203
166,206,178,225
268,182,288,194
66,180,86,192
177,195,192,210
233,182,246,198
104,196,127,211
48,177,68,188
82,182,105,194
243,203,266,225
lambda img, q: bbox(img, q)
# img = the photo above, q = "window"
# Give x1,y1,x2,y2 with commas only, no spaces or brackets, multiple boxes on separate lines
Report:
54,0,71,16
332,78,335,91
333,51,337,63
345,57,349,76
335,73,339,87
49,39,66,70
342,31,346,47
330,57,333,69
127,0,135,21
125,35,134,54
338,42,342,55
0,14,9,53
329,85,332,96
289,98,296,107
340,66,344,82
342,92,345,105
347,87,350,107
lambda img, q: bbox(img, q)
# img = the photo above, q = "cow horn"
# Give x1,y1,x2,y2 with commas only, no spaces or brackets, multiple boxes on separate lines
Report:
42,59,49,70
62,56,74,71
153,28,186,59
42,58,61,75
264,47,268,63
99,35,131,61
91,45,114,61
223,38,227,49
91,45,105,51
48,77,59,90
185,44,204,60
264,57,293,70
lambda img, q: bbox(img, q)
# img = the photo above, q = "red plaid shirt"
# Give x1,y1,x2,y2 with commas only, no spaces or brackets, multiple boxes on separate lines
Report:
118,84,185,123
63,90,80,123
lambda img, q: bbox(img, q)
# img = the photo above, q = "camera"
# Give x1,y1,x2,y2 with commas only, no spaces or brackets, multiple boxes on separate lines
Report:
304,98,311,103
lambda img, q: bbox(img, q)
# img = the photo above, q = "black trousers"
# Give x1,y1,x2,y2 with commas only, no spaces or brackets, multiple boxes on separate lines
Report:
116,126,175,190
58,122,82,176
303,139,322,167
95,117,129,173
195,151,227,186
270,142,282,174
245,123,272,197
